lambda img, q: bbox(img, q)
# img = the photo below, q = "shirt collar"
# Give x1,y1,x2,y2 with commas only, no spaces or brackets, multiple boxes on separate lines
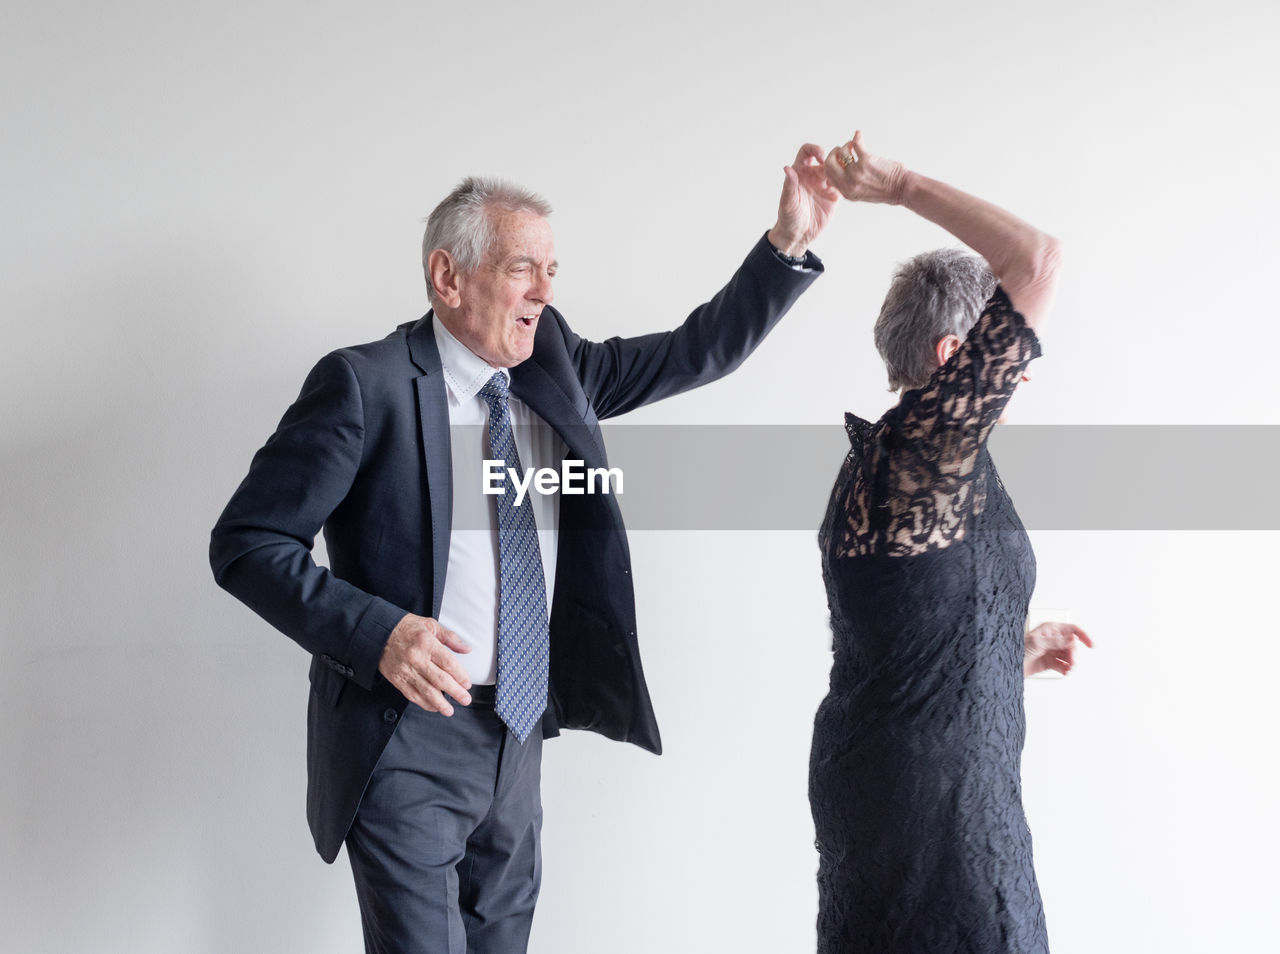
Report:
432,314,510,403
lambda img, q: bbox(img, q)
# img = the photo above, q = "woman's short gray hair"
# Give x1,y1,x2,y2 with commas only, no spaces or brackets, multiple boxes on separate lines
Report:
421,177,552,305
873,248,997,391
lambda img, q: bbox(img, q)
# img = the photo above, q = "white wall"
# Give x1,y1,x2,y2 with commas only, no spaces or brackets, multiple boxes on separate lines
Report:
3,0,1276,950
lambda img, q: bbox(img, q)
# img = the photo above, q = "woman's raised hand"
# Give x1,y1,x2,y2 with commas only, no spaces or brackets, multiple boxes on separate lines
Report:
824,131,909,205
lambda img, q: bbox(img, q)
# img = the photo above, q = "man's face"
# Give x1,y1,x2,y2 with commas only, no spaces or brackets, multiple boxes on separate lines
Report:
447,209,557,369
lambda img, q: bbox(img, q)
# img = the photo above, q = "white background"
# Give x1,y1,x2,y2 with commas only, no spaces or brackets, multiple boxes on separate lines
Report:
4,1,1277,951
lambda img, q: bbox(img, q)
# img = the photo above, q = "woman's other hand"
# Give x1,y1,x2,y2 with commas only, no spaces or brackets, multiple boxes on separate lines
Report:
824,130,908,205
1024,621,1093,677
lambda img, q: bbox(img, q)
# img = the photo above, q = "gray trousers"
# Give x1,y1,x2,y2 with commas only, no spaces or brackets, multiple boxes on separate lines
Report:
346,690,544,954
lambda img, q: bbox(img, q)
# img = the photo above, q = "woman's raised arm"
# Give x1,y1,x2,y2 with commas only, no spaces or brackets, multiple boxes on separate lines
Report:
823,131,1062,330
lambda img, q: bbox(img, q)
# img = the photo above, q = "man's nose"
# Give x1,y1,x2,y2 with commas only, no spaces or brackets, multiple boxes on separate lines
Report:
530,270,554,305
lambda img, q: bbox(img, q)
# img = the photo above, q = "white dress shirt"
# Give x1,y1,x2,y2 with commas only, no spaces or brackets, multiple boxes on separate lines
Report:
432,317,563,685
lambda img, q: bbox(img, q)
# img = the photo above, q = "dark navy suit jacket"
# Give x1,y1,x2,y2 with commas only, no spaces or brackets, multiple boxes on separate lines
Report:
210,236,821,862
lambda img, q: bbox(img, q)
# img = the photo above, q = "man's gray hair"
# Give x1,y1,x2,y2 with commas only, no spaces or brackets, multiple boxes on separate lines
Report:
421,176,553,306
873,248,998,391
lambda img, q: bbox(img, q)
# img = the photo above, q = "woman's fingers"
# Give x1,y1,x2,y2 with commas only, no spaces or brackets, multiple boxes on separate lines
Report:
851,129,867,161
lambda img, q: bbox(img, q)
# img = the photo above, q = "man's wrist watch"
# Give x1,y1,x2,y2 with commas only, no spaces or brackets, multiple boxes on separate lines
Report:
770,243,808,267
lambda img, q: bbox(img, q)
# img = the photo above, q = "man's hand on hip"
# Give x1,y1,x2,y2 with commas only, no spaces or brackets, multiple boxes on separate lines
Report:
379,613,473,716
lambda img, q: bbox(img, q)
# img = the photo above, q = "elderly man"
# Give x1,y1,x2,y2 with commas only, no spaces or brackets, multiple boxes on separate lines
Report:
209,147,836,953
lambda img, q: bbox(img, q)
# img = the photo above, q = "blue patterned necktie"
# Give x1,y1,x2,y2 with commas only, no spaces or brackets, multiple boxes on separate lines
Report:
478,372,550,743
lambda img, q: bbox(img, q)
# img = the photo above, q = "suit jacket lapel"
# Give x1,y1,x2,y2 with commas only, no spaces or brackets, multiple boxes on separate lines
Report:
510,358,607,468
407,314,453,619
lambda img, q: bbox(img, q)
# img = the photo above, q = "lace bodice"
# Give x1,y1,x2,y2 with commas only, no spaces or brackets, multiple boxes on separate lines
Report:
820,285,1041,560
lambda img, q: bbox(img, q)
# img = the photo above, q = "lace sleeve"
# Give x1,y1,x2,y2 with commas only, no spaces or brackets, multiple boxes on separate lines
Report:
830,286,1041,559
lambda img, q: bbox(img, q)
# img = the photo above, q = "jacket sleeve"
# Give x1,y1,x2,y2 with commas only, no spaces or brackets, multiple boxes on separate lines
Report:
564,234,822,419
209,351,406,690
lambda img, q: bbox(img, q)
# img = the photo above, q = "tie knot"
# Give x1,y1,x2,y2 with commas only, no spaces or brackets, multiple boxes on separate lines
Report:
479,371,510,408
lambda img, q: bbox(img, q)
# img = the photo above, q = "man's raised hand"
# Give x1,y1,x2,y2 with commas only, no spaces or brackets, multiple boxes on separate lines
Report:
768,143,841,258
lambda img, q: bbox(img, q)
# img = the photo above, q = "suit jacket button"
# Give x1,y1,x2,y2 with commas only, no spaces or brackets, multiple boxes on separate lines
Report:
383,709,398,724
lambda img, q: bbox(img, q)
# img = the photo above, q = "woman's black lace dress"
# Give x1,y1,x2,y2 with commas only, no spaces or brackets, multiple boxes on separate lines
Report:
811,287,1048,953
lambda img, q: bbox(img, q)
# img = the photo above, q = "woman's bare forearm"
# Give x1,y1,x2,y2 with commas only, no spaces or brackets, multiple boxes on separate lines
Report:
898,171,1062,329
824,132,1062,330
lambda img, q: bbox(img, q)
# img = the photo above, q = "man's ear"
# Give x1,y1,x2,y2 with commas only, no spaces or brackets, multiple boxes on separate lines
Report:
427,249,463,309
935,334,961,367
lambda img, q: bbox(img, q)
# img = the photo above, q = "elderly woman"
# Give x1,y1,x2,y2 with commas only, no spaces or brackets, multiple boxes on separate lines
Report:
809,133,1090,954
